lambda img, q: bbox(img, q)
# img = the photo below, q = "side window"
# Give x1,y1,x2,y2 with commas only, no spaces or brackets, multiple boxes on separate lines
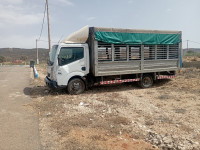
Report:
169,44,178,59
114,45,127,61
157,45,167,59
129,46,141,60
144,45,155,60
98,42,112,62
59,47,84,66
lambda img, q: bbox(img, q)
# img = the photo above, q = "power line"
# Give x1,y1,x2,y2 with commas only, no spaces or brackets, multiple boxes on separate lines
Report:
182,40,200,45
188,40,200,45
38,1,47,40
36,1,47,64
37,39,57,43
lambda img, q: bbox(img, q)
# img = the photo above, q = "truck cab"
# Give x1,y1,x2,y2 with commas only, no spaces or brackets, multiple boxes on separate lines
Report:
45,43,89,94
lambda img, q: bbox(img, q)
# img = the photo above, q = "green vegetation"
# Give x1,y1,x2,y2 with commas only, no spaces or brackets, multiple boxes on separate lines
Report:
20,55,28,61
184,51,200,56
0,56,6,63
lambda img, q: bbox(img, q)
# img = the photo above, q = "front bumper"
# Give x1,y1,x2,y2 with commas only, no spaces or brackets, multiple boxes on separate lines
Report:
45,76,58,89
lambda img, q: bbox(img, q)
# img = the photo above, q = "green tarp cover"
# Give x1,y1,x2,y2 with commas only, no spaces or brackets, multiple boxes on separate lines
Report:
95,31,181,45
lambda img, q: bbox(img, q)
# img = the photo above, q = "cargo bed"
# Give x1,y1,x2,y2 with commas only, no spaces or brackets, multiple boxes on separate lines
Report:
88,27,182,76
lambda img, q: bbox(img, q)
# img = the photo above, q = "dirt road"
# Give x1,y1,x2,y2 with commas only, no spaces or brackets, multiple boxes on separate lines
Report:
0,66,41,150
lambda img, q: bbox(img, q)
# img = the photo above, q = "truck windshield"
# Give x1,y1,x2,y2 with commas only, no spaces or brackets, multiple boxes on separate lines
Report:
49,45,58,65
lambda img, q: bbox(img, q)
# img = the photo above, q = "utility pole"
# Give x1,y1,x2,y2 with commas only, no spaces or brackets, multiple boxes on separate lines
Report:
46,0,51,51
36,39,39,64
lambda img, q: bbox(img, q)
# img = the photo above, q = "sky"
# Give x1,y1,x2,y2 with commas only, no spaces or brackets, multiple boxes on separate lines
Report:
0,0,200,49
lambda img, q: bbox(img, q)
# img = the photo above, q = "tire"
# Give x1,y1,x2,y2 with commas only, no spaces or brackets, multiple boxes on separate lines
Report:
139,74,153,88
67,78,85,95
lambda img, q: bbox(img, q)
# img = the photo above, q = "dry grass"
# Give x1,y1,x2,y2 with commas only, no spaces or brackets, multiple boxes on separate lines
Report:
27,60,200,150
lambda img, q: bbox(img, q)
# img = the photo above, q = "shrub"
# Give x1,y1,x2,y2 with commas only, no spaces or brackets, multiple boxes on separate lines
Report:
0,56,6,63
20,55,28,61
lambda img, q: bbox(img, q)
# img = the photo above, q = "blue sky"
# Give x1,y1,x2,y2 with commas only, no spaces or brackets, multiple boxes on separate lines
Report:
0,0,199,48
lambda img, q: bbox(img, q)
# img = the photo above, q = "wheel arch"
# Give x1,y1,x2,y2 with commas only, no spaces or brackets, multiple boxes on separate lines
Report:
140,72,156,80
68,75,85,84
65,72,85,85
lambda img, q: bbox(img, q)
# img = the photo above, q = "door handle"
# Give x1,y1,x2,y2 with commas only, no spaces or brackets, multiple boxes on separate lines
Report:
81,67,86,71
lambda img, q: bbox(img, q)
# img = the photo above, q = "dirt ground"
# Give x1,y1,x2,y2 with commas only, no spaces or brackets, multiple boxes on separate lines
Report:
28,57,200,150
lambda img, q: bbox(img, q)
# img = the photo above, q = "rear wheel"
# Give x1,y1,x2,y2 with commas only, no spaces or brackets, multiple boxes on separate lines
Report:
67,78,85,95
139,75,153,88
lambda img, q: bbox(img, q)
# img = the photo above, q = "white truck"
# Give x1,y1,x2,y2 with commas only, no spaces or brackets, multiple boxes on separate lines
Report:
45,26,182,94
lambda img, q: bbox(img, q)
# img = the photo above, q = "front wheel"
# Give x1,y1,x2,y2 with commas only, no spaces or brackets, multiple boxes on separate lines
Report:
67,78,85,95
139,75,153,88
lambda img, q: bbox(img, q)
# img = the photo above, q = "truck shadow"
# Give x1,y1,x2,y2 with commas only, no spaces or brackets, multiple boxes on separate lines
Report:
86,79,171,94
23,79,171,97
23,86,66,97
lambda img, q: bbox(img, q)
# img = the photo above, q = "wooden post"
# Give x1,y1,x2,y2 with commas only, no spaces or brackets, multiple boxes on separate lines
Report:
46,0,51,51
36,39,39,64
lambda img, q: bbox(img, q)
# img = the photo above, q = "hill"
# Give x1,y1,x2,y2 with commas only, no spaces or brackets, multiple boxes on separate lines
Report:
0,48,49,62
183,48,200,56
0,47,199,63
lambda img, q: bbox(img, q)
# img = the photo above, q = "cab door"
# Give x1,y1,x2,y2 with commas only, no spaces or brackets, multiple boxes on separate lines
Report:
56,45,88,86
